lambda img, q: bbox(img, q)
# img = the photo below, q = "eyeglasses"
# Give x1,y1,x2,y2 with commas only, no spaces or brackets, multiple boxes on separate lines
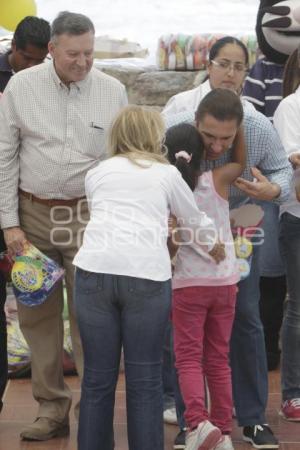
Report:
210,59,247,73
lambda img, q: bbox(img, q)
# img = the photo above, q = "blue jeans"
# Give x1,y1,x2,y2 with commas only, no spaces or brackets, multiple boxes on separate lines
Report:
279,212,300,400
163,320,176,410
258,201,285,277
74,269,171,450
230,243,268,426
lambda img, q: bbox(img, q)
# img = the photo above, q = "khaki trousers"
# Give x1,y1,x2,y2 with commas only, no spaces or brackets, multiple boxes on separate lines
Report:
18,195,89,421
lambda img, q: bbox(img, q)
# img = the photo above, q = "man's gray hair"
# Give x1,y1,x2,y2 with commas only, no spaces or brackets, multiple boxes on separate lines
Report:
51,11,95,41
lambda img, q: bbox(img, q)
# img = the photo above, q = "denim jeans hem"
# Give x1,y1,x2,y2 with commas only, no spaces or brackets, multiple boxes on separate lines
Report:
236,414,266,427
282,390,300,401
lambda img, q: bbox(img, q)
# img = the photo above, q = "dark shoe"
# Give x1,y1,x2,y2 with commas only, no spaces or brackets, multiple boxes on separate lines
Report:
174,428,187,449
243,424,279,449
20,417,70,441
267,351,280,371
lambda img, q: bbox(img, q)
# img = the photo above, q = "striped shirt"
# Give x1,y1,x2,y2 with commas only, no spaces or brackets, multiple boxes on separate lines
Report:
0,60,128,229
242,57,284,122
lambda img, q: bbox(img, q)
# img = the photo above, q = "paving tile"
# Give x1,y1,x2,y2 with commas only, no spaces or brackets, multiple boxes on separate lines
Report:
1,368,300,450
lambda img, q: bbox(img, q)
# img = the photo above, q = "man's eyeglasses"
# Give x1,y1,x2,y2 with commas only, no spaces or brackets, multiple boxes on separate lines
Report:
210,59,247,73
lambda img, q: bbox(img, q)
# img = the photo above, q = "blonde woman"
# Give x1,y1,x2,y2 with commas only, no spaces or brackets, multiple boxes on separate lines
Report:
73,105,224,450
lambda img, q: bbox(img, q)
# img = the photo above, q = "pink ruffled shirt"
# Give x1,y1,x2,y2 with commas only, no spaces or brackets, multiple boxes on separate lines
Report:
173,171,240,288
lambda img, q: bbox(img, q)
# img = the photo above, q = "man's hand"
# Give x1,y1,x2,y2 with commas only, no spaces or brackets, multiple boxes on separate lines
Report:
289,153,300,170
209,241,226,264
234,167,280,201
3,227,26,257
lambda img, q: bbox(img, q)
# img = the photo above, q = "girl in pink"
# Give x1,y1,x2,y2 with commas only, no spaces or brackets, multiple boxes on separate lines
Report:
166,119,245,450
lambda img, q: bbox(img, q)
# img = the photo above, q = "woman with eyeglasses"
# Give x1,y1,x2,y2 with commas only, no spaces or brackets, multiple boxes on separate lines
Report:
163,36,248,118
169,37,286,378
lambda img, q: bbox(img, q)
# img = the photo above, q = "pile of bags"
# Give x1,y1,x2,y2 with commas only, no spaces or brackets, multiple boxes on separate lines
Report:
157,34,258,71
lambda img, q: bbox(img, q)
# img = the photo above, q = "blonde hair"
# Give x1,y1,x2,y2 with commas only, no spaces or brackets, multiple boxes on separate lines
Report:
108,105,169,166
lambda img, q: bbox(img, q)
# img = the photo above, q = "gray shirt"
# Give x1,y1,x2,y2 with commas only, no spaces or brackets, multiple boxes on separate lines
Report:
0,60,128,228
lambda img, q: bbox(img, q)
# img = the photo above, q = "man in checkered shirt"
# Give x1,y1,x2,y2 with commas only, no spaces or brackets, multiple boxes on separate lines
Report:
163,89,292,450
0,11,127,441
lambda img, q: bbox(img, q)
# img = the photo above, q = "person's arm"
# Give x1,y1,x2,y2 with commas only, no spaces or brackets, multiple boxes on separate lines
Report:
295,169,300,202
233,111,292,202
274,96,300,202
288,153,300,169
212,125,246,199
273,97,300,159
0,79,26,255
167,167,225,263
167,215,180,259
162,94,180,116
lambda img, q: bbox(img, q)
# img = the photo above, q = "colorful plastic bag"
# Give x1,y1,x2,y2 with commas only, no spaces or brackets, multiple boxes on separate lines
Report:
11,242,64,307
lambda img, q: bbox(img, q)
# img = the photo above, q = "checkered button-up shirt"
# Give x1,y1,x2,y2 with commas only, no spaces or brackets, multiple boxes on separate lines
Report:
164,99,292,208
0,60,128,228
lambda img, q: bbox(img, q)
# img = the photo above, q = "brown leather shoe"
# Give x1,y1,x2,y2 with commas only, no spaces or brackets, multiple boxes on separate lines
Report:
20,417,70,441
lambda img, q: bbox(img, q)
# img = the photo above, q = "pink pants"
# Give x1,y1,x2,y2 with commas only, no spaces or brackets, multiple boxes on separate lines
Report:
172,284,237,433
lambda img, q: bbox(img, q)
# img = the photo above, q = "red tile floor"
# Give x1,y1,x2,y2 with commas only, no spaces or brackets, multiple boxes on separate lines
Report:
0,369,299,450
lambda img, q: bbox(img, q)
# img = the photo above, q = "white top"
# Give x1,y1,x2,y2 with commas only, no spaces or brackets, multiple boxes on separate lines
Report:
0,60,128,228
173,171,239,288
273,86,300,218
162,79,255,128
163,79,211,116
73,156,217,281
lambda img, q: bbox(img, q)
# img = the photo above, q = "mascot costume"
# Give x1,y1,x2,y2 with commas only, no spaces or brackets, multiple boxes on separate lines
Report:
243,0,300,370
243,0,300,120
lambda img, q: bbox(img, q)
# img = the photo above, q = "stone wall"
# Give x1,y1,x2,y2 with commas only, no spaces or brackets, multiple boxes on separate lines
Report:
94,61,206,108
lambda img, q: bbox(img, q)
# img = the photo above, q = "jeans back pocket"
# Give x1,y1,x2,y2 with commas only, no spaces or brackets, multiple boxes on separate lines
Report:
75,268,104,294
128,277,164,297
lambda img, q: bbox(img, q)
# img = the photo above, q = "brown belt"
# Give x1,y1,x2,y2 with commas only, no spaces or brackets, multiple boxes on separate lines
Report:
19,189,86,207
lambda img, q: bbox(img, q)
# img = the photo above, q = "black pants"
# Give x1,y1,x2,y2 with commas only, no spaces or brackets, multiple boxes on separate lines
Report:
0,230,7,411
259,275,286,365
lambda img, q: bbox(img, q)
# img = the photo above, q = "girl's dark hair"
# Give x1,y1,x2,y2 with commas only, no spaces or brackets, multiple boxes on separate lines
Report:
209,36,249,66
165,123,204,191
282,46,300,98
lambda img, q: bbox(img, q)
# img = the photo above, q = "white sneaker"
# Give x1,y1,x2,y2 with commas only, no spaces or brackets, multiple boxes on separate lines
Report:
163,407,178,425
186,420,221,450
214,435,234,450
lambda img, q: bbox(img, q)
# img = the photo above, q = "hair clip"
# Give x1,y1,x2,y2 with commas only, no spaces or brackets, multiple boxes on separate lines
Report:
175,150,192,163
